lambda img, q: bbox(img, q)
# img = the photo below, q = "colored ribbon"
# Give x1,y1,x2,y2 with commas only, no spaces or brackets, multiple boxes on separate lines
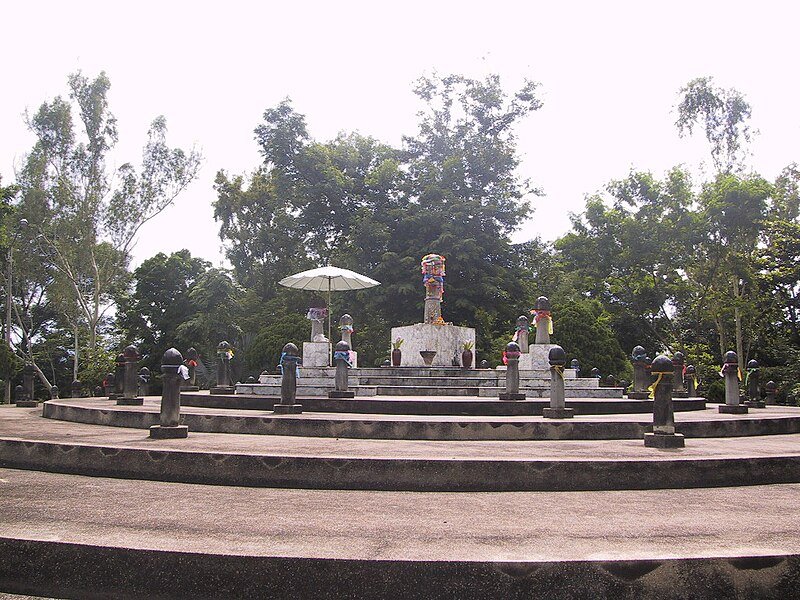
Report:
648,371,670,399
333,351,352,367
552,364,565,381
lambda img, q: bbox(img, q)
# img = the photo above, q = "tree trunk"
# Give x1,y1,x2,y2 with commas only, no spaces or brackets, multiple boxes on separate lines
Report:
733,275,745,372
73,324,79,381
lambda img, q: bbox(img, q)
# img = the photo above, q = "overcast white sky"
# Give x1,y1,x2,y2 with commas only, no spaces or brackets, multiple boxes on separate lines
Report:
2,1,798,268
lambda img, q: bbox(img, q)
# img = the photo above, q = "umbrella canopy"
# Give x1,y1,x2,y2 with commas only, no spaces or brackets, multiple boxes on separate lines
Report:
279,266,381,346
278,266,380,292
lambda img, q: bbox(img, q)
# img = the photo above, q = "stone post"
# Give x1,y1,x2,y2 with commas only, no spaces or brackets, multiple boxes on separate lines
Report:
685,365,698,397
16,363,38,407
93,386,103,397
50,386,60,400
14,385,24,404
499,341,525,400
590,367,601,379
514,315,530,352
628,346,651,399
672,352,688,397
719,350,748,414
329,340,355,399
117,345,144,406
764,380,778,405
182,347,200,391
149,348,189,439
543,345,574,419
744,359,765,408
339,314,354,347
138,367,151,397
113,353,126,398
104,372,116,399
274,342,303,414
570,359,580,376
644,354,685,448
71,379,82,399
532,296,552,344
210,341,235,394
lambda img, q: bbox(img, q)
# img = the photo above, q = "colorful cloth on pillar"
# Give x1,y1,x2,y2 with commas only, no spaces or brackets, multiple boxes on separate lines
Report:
719,363,742,380
552,364,565,381
306,307,328,321
745,368,757,386
333,351,352,367
278,352,302,378
531,310,554,334
339,324,354,332
648,371,669,399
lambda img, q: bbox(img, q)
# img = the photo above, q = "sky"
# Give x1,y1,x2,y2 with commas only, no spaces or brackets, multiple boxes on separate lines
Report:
1,1,798,269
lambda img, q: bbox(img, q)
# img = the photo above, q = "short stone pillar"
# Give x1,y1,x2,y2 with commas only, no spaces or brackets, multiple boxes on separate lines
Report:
628,345,651,399
50,386,60,400
532,296,552,344
744,359,765,408
764,380,778,405
104,372,116,399
182,347,200,391
113,353,126,398
719,350,748,414
514,315,530,353
307,308,328,342
14,385,24,404
274,343,303,414
117,345,144,406
16,363,38,407
590,367,601,379
149,348,189,439
93,386,103,397
672,352,688,398
644,354,685,448
499,341,525,401
138,367,151,397
685,365,698,397
71,379,83,399
543,345,574,419
338,314,358,367
479,360,489,369
210,341,235,394
570,359,580,376
329,341,355,399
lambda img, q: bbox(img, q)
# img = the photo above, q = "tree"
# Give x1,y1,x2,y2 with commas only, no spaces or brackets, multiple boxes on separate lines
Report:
675,76,753,174
16,71,202,366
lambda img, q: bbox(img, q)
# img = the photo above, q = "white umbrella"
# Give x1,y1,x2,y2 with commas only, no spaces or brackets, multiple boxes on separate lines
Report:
278,266,381,341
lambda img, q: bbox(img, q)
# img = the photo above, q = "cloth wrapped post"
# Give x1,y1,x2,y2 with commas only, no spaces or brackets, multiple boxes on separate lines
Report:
719,350,748,414
149,348,189,439
275,343,303,413
644,355,685,448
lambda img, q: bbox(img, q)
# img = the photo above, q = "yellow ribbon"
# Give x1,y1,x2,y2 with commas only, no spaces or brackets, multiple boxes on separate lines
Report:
648,371,670,399
552,364,565,381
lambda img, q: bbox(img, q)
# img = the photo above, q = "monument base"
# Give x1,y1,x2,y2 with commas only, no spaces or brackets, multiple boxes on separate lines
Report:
303,342,331,368
644,432,685,448
673,391,689,398
745,400,766,409
15,400,38,408
719,404,749,414
273,403,303,414
328,390,355,398
390,324,475,367
499,392,526,401
149,425,189,439
116,397,144,406
543,407,575,419
180,385,200,392
209,386,235,395
519,345,558,371
627,392,650,399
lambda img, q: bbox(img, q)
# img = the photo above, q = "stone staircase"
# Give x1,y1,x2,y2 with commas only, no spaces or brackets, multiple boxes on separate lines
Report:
237,366,624,398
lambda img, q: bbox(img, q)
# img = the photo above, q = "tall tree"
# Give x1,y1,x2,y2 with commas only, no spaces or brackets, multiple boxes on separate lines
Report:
16,71,202,362
675,76,753,174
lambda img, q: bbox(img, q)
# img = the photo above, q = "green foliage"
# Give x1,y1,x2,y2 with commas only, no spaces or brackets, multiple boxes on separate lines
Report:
550,299,630,380
245,312,308,376
675,76,753,173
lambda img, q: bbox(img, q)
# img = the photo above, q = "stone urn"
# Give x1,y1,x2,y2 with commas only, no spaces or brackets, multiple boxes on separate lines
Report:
461,346,474,369
420,350,437,367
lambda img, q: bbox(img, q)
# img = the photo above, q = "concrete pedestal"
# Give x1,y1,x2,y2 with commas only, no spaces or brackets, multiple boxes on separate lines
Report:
209,386,235,395
499,392,526,401
390,324,475,367
745,400,766,409
149,425,189,439
644,432,685,448
116,397,144,406
519,345,558,371
543,407,575,419
15,400,38,408
273,404,303,414
303,342,331,368
328,390,355,398
719,404,749,414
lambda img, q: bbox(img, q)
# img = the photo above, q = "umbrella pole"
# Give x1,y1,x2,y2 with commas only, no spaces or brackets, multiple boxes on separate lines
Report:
327,280,332,365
